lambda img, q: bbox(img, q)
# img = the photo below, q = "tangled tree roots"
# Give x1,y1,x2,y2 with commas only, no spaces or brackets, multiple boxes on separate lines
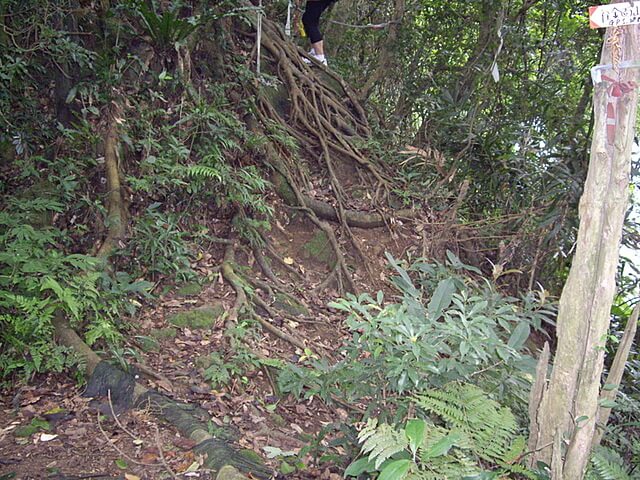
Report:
226,5,422,295
52,315,272,480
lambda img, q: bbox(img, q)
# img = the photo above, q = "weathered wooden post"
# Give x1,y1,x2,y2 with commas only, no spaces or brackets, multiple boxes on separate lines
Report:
528,2,640,478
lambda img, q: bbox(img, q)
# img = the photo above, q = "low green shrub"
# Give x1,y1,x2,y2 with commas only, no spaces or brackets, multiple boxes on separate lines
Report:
278,252,553,411
0,198,150,380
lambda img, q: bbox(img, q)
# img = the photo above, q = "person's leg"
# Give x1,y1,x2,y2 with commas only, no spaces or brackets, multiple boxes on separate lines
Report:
311,39,324,56
302,0,332,54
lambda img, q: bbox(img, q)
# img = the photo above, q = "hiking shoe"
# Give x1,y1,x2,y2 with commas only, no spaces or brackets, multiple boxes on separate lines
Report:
314,54,328,66
302,52,328,66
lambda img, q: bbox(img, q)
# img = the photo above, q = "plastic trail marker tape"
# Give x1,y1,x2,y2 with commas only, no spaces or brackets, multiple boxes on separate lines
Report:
589,2,640,29
591,62,640,84
590,62,640,145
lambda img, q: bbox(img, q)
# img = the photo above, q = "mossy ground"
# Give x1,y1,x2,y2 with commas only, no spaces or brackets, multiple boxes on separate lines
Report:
175,282,204,297
302,231,336,268
168,305,225,329
273,293,309,317
150,326,178,340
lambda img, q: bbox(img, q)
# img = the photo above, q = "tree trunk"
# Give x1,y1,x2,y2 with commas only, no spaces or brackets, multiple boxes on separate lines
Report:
528,15,640,479
592,304,638,448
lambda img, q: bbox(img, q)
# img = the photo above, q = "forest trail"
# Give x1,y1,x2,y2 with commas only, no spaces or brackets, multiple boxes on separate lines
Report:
7,1,627,478
0,12,432,473
0,194,424,479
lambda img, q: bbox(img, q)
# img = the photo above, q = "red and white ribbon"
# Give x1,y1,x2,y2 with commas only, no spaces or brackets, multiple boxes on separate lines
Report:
601,74,638,145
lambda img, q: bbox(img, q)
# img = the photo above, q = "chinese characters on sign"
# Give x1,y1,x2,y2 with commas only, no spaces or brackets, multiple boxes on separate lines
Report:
589,2,640,29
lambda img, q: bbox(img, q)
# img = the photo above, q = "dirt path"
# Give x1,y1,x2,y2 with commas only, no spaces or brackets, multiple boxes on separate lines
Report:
0,202,419,479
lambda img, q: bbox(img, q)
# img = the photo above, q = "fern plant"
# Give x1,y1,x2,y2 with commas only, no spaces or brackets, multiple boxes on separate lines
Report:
586,446,639,480
137,3,198,50
0,199,151,379
415,383,523,464
345,383,530,480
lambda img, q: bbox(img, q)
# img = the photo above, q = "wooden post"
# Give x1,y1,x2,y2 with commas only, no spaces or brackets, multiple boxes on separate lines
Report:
528,5,640,478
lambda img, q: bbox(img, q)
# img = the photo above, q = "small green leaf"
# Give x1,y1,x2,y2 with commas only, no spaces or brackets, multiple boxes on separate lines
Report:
575,415,589,424
428,278,455,320
280,460,296,475
507,322,530,350
344,457,375,477
602,383,618,391
423,431,462,459
115,459,127,470
65,85,78,104
30,418,51,431
378,459,411,480
599,399,617,408
463,473,500,480
404,419,425,454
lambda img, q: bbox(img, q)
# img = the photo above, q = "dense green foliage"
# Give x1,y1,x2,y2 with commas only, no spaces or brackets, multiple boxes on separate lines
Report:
328,0,606,291
1,0,639,477
0,1,270,377
344,384,529,480
0,197,150,377
279,255,550,475
279,253,549,411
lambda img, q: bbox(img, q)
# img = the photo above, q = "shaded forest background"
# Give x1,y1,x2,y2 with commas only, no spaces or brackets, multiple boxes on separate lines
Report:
1,0,639,479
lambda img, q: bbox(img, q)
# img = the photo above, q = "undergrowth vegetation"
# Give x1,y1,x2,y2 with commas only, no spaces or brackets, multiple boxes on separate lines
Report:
0,197,150,378
279,253,550,411
1,0,639,478
277,253,554,477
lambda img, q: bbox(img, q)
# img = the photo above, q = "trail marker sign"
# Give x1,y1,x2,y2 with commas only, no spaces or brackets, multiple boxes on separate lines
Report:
589,2,640,29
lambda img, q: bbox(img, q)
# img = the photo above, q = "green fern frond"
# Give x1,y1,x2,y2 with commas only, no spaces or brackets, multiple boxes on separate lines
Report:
415,389,467,425
417,426,480,478
498,460,540,480
415,383,519,463
358,418,379,443
587,447,631,480
358,419,408,469
187,165,223,181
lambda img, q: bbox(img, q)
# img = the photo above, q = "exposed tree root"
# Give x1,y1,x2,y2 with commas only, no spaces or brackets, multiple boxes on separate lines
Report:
245,115,356,293
96,104,127,258
231,10,426,292
221,239,247,331
262,238,307,282
295,195,417,229
51,313,271,480
221,239,307,350
252,244,285,285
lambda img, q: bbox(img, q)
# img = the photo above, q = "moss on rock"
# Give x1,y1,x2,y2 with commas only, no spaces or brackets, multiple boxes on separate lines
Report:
273,293,309,317
137,336,160,352
176,282,203,297
151,327,178,340
272,172,297,206
168,305,224,329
